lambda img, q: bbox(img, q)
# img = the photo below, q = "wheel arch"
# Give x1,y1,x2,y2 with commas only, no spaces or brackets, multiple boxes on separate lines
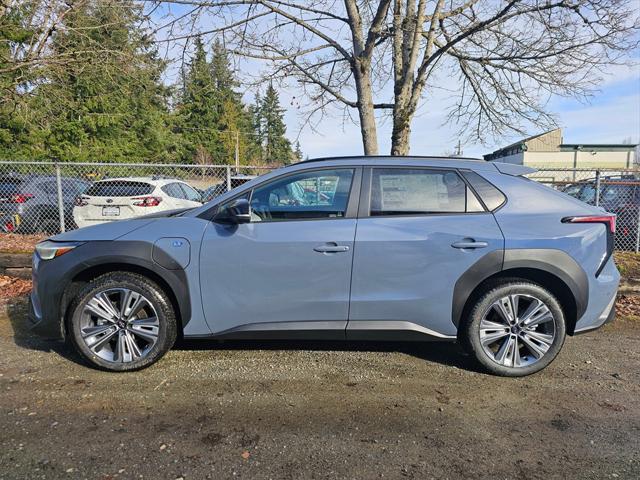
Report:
61,261,188,339
453,249,588,336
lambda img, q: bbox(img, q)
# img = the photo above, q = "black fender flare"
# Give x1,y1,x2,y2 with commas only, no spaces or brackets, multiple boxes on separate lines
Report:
452,248,588,327
43,241,192,331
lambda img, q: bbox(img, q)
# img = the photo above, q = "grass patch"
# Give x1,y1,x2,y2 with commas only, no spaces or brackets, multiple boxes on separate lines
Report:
614,252,640,280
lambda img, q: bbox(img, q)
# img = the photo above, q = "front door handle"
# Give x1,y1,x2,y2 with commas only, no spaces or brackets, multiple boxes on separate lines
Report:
451,240,489,249
314,243,350,253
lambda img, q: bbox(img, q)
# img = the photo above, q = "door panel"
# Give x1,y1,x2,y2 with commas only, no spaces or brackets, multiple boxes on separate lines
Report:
199,219,357,334
348,214,503,337
199,167,360,336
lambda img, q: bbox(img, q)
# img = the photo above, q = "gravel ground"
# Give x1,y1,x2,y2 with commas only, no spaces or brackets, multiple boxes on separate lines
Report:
0,298,639,480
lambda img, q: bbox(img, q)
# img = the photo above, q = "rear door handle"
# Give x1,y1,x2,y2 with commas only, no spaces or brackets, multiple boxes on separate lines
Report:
451,240,489,249
314,243,350,253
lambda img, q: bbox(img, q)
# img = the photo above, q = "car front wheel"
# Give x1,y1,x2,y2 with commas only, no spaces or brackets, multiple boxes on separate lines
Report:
67,272,177,371
461,280,566,377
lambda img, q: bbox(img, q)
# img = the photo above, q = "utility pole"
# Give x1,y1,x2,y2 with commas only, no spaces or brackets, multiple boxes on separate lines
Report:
235,131,240,173
454,140,463,157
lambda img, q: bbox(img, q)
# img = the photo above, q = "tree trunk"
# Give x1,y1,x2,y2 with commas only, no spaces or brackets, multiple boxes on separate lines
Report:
353,59,379,155
390,118,411,155
390,99,412,155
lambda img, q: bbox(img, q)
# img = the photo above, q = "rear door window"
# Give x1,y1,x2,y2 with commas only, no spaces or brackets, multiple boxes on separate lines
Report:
370,168,483,215
86,181,153,197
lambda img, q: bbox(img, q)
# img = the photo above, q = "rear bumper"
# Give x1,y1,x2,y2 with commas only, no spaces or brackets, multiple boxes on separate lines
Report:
573,256,619,334
573,294,616,335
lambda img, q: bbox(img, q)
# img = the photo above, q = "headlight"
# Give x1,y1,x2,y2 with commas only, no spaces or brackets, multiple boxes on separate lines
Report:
35,241,83,260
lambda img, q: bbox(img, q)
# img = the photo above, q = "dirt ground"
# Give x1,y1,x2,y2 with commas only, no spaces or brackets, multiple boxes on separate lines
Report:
0,298,638,480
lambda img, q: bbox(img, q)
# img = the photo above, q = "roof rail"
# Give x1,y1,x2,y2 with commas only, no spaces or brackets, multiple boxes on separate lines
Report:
299,155,483,164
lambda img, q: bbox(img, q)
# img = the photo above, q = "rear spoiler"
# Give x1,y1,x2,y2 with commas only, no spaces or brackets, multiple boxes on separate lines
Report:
491,162,537,176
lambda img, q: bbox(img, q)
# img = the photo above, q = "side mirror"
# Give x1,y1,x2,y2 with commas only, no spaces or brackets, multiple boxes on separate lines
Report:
213,198,251,224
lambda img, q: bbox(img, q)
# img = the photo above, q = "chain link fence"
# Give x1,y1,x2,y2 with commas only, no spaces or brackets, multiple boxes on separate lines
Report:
1,161,639,251
0,161,275,235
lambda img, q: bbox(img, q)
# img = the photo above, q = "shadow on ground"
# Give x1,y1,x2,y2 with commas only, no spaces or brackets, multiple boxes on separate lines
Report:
4,298,84,367
5,295,479,373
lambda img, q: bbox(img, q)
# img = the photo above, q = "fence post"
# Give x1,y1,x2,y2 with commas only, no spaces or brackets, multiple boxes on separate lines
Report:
226,165,232,192
636,207,640,253
55,162,66,233
594,169,601,208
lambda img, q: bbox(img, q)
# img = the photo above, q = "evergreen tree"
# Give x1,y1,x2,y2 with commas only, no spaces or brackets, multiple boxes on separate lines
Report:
259,84,292,164
249,92,264,161
175,37,219,164
0,2,42,159
210,40,237,94
31,0,174,162
294,141,304,162
176,38,260,165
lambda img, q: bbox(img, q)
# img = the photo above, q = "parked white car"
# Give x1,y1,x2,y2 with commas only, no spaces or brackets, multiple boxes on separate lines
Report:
73,177,203,228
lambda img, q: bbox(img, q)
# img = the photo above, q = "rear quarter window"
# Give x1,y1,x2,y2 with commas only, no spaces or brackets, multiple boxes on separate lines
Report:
162,183,186,199
86,181,153,197
461,171,507,211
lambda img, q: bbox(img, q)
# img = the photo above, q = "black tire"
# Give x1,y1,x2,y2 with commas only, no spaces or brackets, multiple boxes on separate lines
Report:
461,280,566,377
67,272,177,372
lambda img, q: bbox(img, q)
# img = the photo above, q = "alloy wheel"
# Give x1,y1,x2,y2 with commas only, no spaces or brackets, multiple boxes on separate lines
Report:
79,288,159,363
479,294,557,368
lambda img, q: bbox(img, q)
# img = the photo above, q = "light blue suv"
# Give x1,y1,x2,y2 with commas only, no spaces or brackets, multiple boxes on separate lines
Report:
29,157,619,376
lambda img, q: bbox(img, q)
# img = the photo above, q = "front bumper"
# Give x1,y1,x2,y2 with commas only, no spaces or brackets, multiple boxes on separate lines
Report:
28,252,66,339
28,292,64,339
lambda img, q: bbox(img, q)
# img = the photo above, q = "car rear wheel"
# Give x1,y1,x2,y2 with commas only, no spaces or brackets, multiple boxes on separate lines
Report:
461,280,566,377
67,272,177,371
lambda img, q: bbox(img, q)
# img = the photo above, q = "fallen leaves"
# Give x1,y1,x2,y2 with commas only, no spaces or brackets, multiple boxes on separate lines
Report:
241,451,250,460
615,294,640,318
0,234,45,254
0,275,32,303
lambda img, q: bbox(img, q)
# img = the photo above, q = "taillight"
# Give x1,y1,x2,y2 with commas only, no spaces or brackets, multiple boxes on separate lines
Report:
132,196,162,207
562,215,616,234
75,196,88,207
10,193,34,204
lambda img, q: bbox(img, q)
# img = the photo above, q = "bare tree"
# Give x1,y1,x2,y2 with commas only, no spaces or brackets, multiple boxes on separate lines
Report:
1,1,145,103
148,0,638,155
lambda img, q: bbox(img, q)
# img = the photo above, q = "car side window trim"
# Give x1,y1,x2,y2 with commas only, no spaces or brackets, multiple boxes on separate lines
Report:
360,166,489,219
201,166,363,222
